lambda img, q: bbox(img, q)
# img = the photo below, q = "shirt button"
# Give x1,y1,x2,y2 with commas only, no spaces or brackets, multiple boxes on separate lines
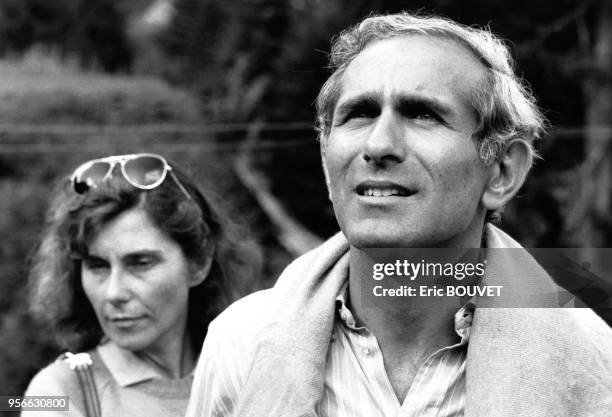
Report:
362,348,371,355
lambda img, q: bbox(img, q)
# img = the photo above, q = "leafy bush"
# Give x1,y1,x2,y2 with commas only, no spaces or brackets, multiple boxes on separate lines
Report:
0,56,202,124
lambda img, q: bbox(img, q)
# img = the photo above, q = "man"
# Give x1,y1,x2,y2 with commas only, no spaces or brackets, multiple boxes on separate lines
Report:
186,12,612,417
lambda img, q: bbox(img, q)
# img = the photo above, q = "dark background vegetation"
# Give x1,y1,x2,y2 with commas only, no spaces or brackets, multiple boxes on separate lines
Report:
0,0,610,402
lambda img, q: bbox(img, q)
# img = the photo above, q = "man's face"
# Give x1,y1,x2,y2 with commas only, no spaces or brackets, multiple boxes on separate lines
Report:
323,35,494,248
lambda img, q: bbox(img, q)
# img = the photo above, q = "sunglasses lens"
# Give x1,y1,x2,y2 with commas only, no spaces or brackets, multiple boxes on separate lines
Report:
124,156,167,188
73,162,112,194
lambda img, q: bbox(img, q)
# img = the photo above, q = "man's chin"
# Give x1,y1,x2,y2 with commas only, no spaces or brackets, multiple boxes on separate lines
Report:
344,229,421,249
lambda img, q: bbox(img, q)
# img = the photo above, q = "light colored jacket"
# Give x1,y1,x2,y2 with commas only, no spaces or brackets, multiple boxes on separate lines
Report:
187,225,612,417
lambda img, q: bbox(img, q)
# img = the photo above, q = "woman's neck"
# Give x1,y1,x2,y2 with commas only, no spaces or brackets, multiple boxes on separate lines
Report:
138,331,195,379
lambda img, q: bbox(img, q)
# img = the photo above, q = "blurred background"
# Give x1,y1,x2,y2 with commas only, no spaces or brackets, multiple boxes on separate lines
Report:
0,0,611,400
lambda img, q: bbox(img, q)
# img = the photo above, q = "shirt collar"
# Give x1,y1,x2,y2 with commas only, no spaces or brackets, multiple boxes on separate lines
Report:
97,341,161,387
335,282,475,344
335,281,362,330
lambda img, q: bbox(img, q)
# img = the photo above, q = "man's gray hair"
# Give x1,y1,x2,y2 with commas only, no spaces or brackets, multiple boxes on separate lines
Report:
316,12,547,165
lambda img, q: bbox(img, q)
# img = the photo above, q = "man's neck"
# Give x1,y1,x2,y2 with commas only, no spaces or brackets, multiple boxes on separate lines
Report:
346,244,477,399
347,251,461,349
346,223,486,338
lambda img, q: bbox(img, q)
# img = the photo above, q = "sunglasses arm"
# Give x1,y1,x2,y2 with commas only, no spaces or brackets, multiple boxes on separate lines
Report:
169,170,193,200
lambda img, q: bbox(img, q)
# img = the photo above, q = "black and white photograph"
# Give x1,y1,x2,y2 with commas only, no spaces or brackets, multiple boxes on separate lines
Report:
0,0,611,416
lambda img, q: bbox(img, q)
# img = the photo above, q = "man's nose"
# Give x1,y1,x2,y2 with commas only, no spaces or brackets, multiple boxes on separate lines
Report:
362,110,406,167
105,268,131,305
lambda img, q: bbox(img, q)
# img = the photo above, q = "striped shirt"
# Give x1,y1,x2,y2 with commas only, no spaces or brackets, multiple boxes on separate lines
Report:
186,287,475,417
318,286,474,417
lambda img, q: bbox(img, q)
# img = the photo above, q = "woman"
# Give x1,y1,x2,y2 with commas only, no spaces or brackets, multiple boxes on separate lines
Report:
24,153,261,417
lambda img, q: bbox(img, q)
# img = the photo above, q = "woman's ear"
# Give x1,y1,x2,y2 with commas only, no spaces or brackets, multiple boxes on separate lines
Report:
481,139,533,211
190,244,215,287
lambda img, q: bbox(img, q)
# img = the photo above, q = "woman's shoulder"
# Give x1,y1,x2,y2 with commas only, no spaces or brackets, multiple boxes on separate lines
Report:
24,349,115,417
25,350,112,397
25,355,79,396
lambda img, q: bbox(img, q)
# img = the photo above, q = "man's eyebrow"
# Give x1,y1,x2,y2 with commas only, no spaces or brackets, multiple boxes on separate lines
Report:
335,92,457,118
394,94,455,117
334,93,380,115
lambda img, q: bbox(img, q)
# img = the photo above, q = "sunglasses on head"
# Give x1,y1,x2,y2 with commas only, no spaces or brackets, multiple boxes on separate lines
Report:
71,153,191,199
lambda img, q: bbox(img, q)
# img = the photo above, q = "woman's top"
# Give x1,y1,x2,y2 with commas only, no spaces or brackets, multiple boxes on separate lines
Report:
22,341,194,417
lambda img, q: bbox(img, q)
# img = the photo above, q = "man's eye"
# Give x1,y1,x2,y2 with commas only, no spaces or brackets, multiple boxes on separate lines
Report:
346,109,375,120
339,102,380,124
401,104,443,123
414,112,436,120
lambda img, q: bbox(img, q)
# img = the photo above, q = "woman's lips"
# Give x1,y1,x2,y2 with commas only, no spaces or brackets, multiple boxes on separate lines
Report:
107,316,145,328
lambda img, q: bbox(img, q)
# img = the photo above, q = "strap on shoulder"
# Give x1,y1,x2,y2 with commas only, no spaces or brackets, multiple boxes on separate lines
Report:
61,352,101,417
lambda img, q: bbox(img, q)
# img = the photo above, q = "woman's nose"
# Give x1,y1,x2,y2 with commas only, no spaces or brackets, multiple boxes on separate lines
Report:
105,268,131,305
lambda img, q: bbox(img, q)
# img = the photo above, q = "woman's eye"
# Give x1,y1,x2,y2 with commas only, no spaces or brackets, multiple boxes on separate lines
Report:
83,259,109,272
128,255,157,269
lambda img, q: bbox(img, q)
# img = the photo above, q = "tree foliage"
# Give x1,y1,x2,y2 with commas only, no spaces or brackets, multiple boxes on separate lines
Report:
0,0,132,71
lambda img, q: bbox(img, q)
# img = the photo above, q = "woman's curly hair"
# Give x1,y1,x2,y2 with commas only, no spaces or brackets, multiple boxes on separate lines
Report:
28,157,262,352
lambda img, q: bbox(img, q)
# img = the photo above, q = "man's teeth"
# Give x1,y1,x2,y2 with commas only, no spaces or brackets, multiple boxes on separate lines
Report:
364,188,403,197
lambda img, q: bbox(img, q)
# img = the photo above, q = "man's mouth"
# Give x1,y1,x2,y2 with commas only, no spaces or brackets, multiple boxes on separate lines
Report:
355,181,415,197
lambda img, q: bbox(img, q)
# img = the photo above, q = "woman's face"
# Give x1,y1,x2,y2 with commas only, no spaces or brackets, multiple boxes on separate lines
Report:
81,207,205,356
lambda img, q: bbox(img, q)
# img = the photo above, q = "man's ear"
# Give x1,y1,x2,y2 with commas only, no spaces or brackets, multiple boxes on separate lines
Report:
190,244,215,287
481,139,533,211
320,141,333,201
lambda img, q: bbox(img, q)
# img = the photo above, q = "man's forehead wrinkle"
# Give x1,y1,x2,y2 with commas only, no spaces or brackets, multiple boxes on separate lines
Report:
343,39,484,88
